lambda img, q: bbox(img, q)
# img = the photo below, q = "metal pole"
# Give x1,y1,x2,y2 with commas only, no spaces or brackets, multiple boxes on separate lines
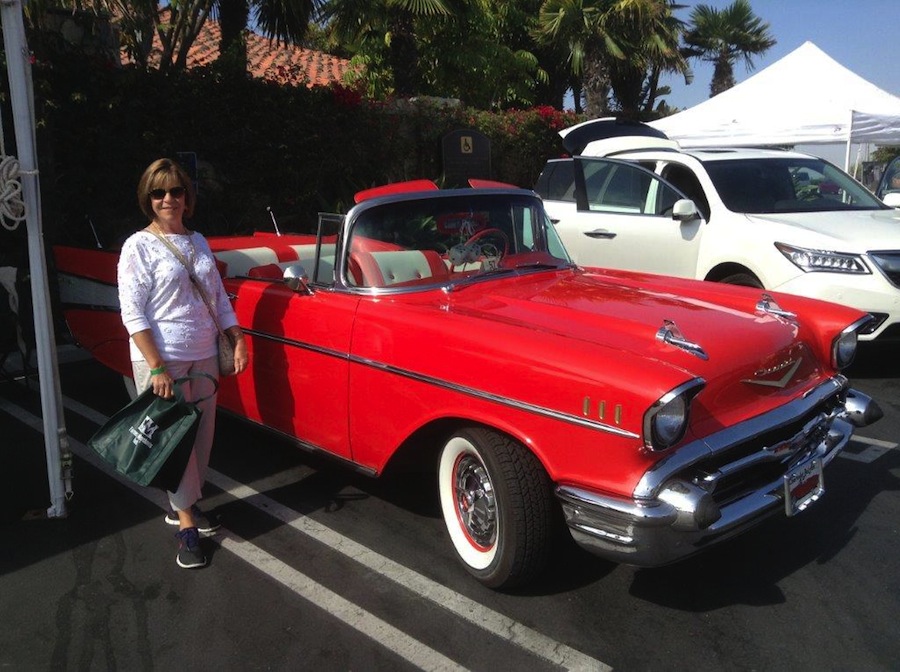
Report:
1,0,72,517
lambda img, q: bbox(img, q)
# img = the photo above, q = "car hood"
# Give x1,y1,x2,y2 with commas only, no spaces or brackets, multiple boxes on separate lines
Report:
745,208,900,250
429,268,828,432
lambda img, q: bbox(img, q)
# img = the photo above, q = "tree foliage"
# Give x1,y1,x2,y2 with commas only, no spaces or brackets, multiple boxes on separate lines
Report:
533,0,689,118
682,0,775,98
319,0,549,108
27,0,780,115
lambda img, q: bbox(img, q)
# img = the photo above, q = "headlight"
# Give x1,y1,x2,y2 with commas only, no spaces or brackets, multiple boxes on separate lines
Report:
832,316,871,369
643,379,705,452
775,242,870,274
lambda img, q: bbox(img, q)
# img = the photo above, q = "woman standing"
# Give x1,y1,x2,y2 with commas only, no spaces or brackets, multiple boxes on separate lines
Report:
117,158,248,568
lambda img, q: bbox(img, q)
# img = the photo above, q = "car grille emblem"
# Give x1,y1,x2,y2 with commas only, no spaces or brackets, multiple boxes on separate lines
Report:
742,356,802,388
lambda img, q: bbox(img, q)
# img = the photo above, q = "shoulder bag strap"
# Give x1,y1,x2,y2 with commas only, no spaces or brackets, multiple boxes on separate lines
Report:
173,372,219,404
147,229,226,337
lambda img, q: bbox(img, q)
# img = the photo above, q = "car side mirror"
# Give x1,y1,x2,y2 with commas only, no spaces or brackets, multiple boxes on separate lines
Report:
283,263,312,294
672,198,700,222
882,192,900,208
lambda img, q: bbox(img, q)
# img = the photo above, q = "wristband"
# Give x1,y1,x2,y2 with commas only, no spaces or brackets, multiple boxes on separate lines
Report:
150,365,167,376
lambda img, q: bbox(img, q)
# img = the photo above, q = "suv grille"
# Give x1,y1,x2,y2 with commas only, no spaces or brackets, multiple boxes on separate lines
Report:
869,250,900,288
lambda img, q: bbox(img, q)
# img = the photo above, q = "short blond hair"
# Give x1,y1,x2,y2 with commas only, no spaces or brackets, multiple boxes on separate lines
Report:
136,158,196,220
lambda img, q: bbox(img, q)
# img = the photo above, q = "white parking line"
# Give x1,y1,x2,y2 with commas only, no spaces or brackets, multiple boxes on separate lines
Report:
1,397,467,672
204,471,608,672
839,435,899,464
2,394,610,671
851,435,898,450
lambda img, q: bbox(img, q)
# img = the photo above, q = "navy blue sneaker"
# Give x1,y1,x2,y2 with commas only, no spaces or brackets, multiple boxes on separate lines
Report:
175,527,206,569
165,505,221,536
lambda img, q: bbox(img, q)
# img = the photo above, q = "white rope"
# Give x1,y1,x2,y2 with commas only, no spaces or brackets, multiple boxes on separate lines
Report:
0,110,26,231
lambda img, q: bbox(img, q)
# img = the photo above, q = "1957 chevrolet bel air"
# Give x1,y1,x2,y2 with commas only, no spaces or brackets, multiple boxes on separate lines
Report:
54,180,882,588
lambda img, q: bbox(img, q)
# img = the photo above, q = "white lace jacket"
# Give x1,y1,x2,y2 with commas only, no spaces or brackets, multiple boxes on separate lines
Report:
117,230,238,363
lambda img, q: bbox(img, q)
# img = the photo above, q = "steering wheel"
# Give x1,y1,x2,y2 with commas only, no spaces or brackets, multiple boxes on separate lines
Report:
463,228,509,257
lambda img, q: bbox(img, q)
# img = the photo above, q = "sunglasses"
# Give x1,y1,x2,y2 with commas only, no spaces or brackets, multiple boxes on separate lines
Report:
149,186,186,200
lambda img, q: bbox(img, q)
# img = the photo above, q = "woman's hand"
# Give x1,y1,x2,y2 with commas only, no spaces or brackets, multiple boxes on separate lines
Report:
229,328,249,374
151,369,175,398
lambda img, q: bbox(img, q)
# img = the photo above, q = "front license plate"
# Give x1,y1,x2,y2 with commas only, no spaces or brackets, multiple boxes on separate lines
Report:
783,457,824,516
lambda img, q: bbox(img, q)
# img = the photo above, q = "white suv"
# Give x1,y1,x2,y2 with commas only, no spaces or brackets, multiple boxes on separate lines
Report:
536,122,900,342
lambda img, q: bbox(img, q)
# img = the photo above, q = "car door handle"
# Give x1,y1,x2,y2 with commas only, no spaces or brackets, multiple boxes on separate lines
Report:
584,229,617,239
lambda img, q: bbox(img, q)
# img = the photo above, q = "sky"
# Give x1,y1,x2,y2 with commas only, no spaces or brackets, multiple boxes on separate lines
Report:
659,0,900,110
652,0,900,163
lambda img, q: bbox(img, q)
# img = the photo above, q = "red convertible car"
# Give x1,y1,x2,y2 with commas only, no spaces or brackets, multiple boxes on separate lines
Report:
54,180,882,588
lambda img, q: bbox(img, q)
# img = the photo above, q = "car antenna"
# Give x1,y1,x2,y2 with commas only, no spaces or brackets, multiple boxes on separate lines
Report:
86,215,103,249
267,206,282,236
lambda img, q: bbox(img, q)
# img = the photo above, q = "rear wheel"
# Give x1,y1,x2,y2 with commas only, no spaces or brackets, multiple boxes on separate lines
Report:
720,272,763,288
438,427,554,589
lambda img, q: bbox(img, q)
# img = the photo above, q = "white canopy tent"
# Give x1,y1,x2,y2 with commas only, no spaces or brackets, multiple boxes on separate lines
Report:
650,42,900,170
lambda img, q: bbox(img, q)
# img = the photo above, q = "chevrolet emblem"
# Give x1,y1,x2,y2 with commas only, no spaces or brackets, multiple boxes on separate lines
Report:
742,357,802,388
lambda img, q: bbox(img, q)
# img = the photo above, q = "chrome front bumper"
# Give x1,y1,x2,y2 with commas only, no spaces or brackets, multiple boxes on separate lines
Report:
556,383,882,567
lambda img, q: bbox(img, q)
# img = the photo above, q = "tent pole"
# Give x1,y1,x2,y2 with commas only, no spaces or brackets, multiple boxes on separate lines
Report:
1,0,72,517
844,110,854,173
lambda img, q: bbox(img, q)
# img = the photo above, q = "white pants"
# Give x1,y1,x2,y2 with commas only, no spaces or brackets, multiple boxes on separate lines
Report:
132,356,219,512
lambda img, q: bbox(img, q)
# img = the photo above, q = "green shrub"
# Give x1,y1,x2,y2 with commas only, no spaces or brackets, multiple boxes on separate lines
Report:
29,56,582,247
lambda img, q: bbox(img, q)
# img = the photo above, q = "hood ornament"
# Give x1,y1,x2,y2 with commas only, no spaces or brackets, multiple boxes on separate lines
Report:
756,293,797,322
656,319,709,360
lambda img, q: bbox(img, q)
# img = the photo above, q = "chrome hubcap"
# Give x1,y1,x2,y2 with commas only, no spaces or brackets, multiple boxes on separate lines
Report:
454,454,497,548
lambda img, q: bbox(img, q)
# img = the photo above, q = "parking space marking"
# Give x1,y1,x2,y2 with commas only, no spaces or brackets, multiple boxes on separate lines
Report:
6,398,468,672
8,393,609,671
851,435,898,450
205,471,609,672
840,435,898,464
214,527,469,672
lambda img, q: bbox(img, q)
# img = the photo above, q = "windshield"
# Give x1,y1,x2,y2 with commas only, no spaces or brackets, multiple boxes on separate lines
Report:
345,193,571,289
704,157,886,213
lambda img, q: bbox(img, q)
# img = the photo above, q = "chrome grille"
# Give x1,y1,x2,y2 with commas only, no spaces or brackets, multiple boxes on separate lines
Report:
635,376,848,504
690,408,832,506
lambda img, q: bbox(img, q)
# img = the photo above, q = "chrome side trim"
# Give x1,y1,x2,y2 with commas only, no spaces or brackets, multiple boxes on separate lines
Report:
352,354,641,438
244,329,641,440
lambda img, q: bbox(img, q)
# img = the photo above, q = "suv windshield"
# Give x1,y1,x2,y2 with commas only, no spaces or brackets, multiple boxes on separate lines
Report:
704,157,886,214
346,193,571,289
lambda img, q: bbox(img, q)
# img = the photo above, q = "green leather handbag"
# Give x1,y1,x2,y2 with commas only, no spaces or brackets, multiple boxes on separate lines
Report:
88,373,218,490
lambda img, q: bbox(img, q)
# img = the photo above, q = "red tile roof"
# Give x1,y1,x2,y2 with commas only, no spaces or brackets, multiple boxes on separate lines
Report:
128,16,352,88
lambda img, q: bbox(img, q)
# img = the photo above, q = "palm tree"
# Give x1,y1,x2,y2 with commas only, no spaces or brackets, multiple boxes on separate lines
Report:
682,0,775,98
600,0,688,116
319,0,453,96
533,0,606,113
534,0,689,117
216,0,320,72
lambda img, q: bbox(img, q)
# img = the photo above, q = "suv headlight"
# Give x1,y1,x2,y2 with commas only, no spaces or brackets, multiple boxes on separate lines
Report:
832,316,871,369
643,379,705,452
775,242,870,274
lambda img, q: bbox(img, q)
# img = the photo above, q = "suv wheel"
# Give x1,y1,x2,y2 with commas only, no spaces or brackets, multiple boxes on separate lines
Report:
721,272,763,288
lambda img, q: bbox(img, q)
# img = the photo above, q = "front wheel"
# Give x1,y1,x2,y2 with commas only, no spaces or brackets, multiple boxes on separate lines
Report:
438,427,554,589
720,272,763,288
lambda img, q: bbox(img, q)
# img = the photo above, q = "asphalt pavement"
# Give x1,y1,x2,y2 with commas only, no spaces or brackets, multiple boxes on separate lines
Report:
0,348,420,672
3,343,899,672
